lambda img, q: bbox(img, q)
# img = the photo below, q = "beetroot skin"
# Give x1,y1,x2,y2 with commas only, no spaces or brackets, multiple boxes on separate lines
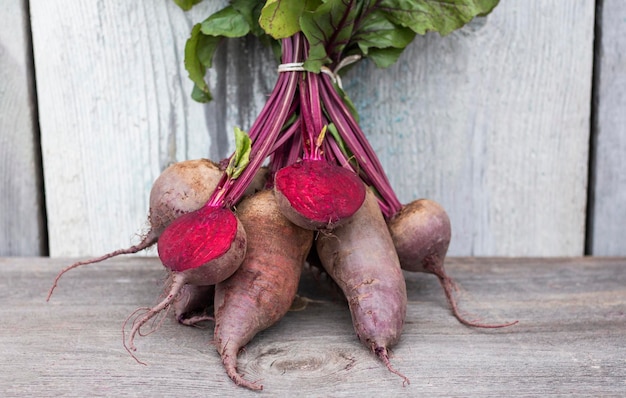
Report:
126,207,246,357
389,199,518,329
214,190,313,390
316,189,409,384
148,159,223,237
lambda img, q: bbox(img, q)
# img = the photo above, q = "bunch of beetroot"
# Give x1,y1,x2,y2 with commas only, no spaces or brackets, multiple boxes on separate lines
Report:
48,0,518,391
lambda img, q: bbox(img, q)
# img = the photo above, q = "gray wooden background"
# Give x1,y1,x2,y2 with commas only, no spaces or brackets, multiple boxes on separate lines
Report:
1,1,623,258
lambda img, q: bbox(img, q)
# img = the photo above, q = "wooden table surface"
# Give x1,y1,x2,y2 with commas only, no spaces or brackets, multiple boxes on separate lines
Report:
1,257,625,397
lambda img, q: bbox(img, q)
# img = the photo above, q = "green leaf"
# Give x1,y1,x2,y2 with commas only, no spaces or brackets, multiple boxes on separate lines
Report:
353,10,416,55
173,0,203,11
226,127,252,179
191,83,212,103
201,5,250,38
259,0,306,39
367,46,405,68
184,24,209,95
300,0,360,72
197,33,221,69
379,0,500,36
184,5,253,103
231,0,266,37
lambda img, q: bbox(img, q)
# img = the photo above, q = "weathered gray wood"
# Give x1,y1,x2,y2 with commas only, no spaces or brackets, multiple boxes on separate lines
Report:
31,1,595,257
29,0,241,256
0,1,46,255
347,1,595,256
1,257,625,396
589,0,626,256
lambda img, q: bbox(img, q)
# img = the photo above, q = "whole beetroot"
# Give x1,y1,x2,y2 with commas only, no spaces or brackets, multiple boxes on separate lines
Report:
389,199,517,328
316,188,409,385
47,159,224,300
214,190,313,390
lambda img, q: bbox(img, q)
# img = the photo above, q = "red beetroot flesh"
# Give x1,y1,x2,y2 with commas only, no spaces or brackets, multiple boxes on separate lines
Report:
157,206,238,273
274,160,365,229
46,159,224,301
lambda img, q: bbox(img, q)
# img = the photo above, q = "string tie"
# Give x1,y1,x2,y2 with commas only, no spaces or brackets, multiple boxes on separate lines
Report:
276,54,361,89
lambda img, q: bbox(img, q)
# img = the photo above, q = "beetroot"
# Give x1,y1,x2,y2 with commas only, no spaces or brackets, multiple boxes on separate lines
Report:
389,199,451,275
316,188,409,384
389,199,518,328
273,66,365,230
125,206,246,357
46,159,224,301
157,206,245,281
274,159,365,230
214,190,313,390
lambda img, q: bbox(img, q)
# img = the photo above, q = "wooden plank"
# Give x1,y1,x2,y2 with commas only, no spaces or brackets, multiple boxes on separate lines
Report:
346,1,595,256
29,0,244,256
589,0,626,256
0,1,46,255
1,257,625,396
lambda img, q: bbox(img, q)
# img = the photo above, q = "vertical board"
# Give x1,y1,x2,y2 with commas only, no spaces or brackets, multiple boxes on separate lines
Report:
31,0,277,257
31,0,231,256
589,0,626,256
0,1,46,255
346,1,595,256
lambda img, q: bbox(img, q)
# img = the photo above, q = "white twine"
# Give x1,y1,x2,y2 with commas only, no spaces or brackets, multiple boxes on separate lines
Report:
277,54,361,90
276,62,306,73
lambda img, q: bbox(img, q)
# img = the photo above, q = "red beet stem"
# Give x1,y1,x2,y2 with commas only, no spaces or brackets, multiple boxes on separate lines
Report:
207,35,304,208
299,60,325,160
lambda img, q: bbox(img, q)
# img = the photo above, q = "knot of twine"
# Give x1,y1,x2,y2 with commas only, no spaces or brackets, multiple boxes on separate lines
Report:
277,55,361,89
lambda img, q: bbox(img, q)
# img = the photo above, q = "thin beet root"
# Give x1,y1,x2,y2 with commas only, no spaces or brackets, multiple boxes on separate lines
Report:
46,233,157,301
389,199,518,328
220,346,263,391
47,159,224,301
178,314,214,327
435,270,519,328
124,273,187,354
375,346,410,386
